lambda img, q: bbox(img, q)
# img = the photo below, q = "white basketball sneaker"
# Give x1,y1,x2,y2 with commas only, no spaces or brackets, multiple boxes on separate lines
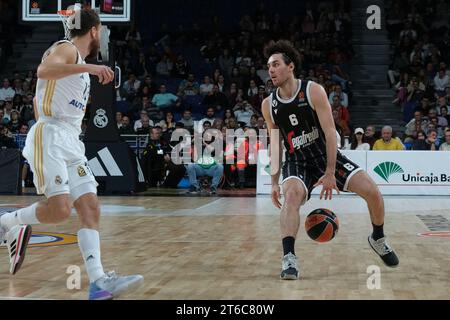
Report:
89,271,144,300
4,225,33,274
280,252,299,280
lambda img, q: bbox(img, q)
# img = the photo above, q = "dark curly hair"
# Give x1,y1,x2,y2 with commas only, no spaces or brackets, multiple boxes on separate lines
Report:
69,9,101,39
263,40,302,76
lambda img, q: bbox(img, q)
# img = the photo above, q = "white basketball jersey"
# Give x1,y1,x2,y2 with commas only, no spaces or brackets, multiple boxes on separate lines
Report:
35,40,90,134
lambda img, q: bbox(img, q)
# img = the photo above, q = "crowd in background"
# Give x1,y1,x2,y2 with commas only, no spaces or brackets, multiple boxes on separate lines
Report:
1,0,450,192
386,0,450,151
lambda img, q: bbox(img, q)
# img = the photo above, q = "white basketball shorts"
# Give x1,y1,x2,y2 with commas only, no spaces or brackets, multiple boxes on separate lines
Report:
22,121,97,199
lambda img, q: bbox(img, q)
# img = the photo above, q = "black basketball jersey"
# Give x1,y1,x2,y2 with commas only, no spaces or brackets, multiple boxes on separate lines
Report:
269,79,328,161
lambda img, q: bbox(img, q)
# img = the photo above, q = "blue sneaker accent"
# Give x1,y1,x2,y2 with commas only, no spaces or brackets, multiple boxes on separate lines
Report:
89,282,113,300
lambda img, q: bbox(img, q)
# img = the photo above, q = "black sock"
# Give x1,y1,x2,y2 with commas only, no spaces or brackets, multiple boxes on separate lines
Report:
282,236,295,256
372,223,385,241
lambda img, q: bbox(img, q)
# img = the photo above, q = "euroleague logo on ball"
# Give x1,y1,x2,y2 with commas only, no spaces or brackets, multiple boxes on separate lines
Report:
0,205,77,247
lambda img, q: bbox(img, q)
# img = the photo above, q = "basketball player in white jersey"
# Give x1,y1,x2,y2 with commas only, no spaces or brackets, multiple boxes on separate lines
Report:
0,9,143,300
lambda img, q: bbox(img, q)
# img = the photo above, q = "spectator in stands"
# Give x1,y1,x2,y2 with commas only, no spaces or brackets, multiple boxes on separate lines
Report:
346,128,370,150
373,126,405,150
393,72,410,106
142,127,170,187
203,84,229,110
440,106,450,124
13,79,23,96
179,109,195,131
223,109,234,126
138,75,158,99
119,116,134,135
116,112,123,129
407,77,425,100
226,82,238,104
428,109,448,127
415,97,432,115
186,132,224,195
200,76,214,96
434,69,450,94
0,124,17,149
156,54,174,77
388,51,410,87
133,52,149,78
412,129,438,151
2,99,13,123
21,81,31,96
257,116,266,130
8,110,21,133
249,114,258,129
122,73,141,102
199,107,217,131
230,67,245,89
151,84,181,111
399,21,417,41
404,110,428,143
328,84,348,108
248,66,263,87
250,85,267,114
0,78,15,101
332,108,350,138
217,74,227,93
202,120,212,132
156,111,176,131
19,94,34,124
234,101,255,127
135,118,152,135
179,73,200,94
437,96,449,111
331,95,350,126
134,110,154,132
439,129,450,151
16,123,29,156
247,79,258,98
173,54,190,79
218,49,234,78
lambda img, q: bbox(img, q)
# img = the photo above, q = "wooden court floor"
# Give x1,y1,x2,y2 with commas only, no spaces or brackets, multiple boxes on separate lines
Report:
0,194,450,300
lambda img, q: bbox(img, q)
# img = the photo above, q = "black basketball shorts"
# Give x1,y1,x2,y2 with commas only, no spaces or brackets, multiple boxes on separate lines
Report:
281,151,363,203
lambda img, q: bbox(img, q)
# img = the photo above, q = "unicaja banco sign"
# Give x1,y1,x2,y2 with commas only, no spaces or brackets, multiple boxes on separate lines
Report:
373,162,404,182
374,161,450,184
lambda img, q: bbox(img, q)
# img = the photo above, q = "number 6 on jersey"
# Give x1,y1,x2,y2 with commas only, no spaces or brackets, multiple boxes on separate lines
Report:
289,114,299,126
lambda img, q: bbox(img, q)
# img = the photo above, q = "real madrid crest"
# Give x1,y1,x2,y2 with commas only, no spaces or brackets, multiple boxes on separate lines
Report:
93,108,108,128
55,175,62,185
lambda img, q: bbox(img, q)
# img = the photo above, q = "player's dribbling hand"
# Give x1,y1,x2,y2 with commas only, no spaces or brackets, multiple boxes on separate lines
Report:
271,184,282,209
88,64,115,85
313,173,340,200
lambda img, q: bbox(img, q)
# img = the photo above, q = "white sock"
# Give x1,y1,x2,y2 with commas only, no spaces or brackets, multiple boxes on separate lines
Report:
77,228,105,283
0,203,40,230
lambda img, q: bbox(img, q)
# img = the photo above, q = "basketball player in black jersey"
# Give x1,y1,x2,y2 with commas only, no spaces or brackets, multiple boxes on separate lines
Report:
261,40,399,280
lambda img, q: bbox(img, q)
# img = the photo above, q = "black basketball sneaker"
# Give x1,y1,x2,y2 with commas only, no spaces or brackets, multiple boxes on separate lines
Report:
368,235,399,267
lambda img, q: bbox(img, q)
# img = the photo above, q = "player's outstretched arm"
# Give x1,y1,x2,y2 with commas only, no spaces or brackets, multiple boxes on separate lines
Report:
37,43,114,85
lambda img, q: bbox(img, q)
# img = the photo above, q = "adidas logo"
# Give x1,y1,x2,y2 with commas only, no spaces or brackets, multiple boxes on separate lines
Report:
88,147,124,177
87,147,145,182
373,161,404,182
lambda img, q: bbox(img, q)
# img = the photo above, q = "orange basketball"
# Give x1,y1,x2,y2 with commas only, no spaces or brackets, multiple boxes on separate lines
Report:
305,208,339,242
